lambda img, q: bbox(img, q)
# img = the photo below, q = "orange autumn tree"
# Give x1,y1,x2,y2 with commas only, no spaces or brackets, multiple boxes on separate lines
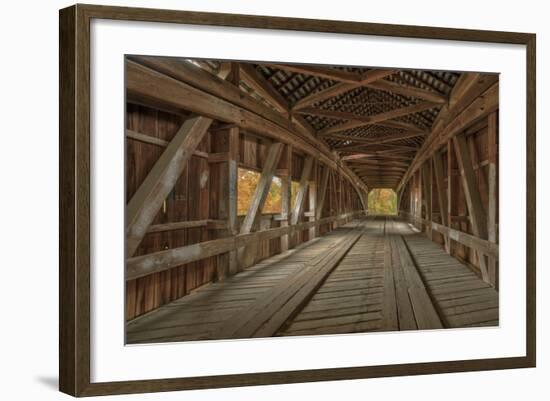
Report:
237,168,282,215
368,188,397,215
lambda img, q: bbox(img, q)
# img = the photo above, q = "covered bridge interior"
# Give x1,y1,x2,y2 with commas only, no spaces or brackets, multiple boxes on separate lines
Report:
125,56,499,343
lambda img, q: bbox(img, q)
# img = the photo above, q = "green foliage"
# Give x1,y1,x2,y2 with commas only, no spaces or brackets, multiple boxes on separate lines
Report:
368,188,397,215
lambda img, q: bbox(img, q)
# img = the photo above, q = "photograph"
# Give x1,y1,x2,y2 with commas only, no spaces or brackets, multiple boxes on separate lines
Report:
124,56,499,344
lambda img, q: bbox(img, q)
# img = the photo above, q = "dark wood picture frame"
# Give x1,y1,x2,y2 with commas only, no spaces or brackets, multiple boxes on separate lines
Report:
59,3,536,397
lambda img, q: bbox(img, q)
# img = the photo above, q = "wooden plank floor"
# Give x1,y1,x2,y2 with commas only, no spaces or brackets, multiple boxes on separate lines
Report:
126,217,499,344
278,219,386,336
126,220,366,343
398,225,499,328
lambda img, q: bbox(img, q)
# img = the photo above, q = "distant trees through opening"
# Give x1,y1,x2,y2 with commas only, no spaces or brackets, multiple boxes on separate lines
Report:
368,188,397,215
237,168,301,216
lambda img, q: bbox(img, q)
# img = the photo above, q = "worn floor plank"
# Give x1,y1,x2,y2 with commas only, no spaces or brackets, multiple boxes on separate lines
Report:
126,217,499,344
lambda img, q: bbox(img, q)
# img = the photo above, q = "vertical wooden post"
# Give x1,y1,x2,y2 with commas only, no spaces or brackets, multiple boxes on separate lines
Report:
396,188,403,215
308,161,318,240
421,161,432,240
280,145,292,252
316,165,330,221
433,152,450,250
214,129,229,280
409,179,414,221
290,156,314,246
338,169,342,217
332,170,340,228
468,135,488,206
238,141,284,268
453,133,490,282
222,65,241,275
487,112,498,288
230,62,240,86
446,140,453,255
227,127,239,275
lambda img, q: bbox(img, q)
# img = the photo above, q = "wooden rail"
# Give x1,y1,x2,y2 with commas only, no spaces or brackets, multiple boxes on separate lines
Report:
127,211,364,280
399,211,498,260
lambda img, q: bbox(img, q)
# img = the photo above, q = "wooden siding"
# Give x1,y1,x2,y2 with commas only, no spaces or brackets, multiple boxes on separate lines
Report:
125,104,363,319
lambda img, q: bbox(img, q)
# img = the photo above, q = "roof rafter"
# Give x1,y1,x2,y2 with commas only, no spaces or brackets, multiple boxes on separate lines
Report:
291,69,395,110
365,79,448,104
316,101,440,136
322,130,425,146
266,63,362,83
239,63,316,136
333,142,418,153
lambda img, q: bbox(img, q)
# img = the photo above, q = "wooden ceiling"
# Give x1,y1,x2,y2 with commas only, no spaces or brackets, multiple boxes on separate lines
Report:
189,59,460,190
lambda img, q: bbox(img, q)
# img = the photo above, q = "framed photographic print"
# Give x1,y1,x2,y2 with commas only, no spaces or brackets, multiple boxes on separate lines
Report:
59,4,536,397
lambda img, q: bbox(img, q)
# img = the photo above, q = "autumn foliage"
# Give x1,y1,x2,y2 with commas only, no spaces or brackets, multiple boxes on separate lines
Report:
368,188,397,215
237,168,301,215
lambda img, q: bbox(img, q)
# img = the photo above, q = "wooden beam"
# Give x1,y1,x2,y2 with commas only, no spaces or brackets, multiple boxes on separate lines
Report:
293,83,357,110
365,79,447,104
126,59,369,200
359,173,403,178
296,107,370,122
239,63,316,136
146,219,228,233
353,167,407,174
280,145,293,252
349,161,409,168
431,222,498,260
230,62,240,85
360,69,397,84
207,152,229,163
315,166,330,221
292,69,395,110
432,152,450,250
126,129,211,160
322,131,424,145
453,134,488,236
126,211,362,280
388,230,417,330
446,140,453,254
396,74,499,192
238,142,284,268
126,129,169,147
227,127,239,275
467,135,488,206
400,211,499,260
318,101,438,136
308,161,318,239
433,73,497,135
377,119,429,134
334,142,418,153
290,156,314,246
392,235,443,329
453,133,489,282
352,162,410,170
291,156,314,226
266,63,362,83
239,64,288,112
129,56,297,138
421,161,433,240
126,116,214,257
381,236,399,331
487,112,498,287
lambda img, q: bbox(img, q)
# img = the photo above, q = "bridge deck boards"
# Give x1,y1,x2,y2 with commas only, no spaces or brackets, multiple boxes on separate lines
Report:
126,217,499,344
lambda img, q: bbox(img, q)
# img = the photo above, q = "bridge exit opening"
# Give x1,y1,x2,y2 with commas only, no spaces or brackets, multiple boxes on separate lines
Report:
368,188,397,216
